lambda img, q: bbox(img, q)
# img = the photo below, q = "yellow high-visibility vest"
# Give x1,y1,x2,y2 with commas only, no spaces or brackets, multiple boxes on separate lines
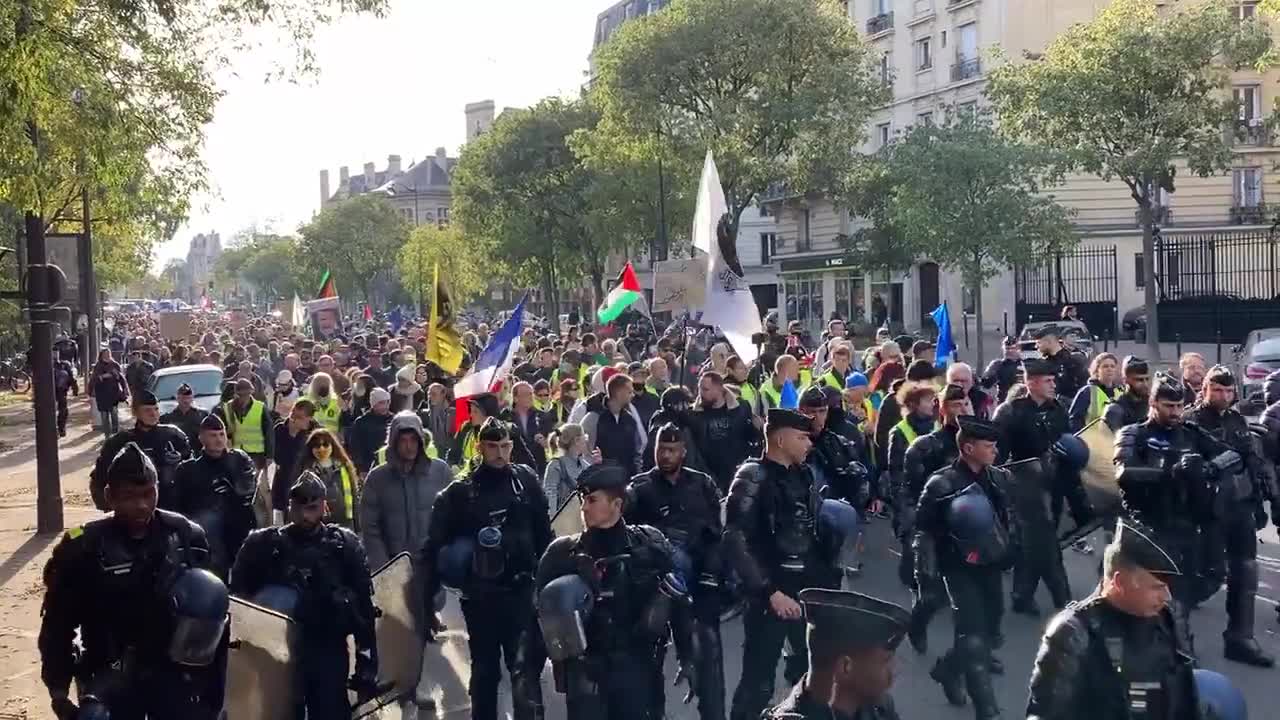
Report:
1089,384,1118,425
894,418,940,446
224,399,265,454
311,397,341,431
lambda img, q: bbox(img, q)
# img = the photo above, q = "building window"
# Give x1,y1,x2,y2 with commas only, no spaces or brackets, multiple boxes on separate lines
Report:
798,208,812,251
624,1,635,19
761,232,777,266
1234,85,1262,123
877,122,892,148
784,273,824,333
915,37,933,70
940,29,947,48
952,22,980,80
1233,167,1263,207
958,100,978,116
1238,1,1258,20
916,111,934,126
879,53,893,88
835,273,866,323
1134,253,1144,289
874,0,891,13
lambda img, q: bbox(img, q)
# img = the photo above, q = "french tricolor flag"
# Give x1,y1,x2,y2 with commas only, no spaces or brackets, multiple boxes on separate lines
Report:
453,296,526,431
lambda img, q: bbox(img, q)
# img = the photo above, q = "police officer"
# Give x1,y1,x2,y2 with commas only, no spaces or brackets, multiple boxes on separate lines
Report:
418,417,552,720
980,336,1023,404
887,381,940,588
1255,370,1280,625
1103,356,1151,432
230,472,380,720
91,390,192,512
993,359,1090,615
724,409,841,720
626,423,726,720
1026,520,1199,720
173,414,259,578
161,383,209,447
1036,326,1088,402
1184,366,1276,667
917,417,1015,720
901,383,972,653
1113,372,1226,638
799,386,872,507
53,350,78,437
764,589,908,720
39,442,227,720
536,462,690,720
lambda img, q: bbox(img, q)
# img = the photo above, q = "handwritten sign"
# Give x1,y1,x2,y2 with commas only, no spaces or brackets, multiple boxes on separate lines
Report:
652,257,707,313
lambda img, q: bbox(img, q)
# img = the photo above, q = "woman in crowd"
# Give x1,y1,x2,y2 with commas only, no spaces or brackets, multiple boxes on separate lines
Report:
293,427,360,530
541,423,600,515
87,348,128,438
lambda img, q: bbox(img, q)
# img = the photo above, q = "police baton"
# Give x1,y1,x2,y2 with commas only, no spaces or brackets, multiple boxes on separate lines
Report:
1057,517,1105,550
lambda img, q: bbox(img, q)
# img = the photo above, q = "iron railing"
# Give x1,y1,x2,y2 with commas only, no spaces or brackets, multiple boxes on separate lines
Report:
1014,244,1119,335
1230,204,1268,225
951,57,981,81
1233,119,1271,146
866,12,894,34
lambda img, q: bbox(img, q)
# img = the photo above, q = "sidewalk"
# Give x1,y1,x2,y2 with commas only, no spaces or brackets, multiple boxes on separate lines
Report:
947,329,1230,371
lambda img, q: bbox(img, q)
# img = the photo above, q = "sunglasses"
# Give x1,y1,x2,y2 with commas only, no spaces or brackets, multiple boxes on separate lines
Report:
311,440,332,449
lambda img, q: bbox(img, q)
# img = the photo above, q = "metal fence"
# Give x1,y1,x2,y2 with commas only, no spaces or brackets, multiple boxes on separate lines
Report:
1154,228,1280,342
1015,245,1119,336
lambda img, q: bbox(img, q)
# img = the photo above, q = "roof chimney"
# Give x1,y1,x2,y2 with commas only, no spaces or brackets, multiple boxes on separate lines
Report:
363,162,376,189
319,169,331,207
339,166,350,185
387,154,402,176
435,146,447,160
464,100,496,143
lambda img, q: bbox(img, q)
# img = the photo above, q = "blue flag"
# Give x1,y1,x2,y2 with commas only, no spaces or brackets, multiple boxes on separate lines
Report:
388,306,404,333
780,379,799,409
930,303,954,369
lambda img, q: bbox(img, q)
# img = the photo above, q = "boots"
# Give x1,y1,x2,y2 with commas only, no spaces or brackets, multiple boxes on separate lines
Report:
930,652,968,707
1224,560,1275,668
695,623,726,720
959,634,1003,720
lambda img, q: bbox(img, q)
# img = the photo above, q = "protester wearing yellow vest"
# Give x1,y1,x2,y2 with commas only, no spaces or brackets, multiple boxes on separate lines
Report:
819,342,857,393
294,426,359,529
1067,352,1121,432
760,354,803,411
305,372,343,433
885,382,940,522
726,356,760,417
215,378,273,469
841,371,873,429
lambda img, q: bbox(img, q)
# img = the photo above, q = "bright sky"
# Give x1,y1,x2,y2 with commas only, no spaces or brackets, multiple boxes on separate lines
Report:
156,0,605,270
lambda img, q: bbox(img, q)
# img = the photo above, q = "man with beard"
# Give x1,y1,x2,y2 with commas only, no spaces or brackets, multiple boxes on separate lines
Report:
799,387,871,509
1035,327,1088,403
629,362,661,429
91,390,192,512
645,386,709,474
173,414,258,578
1178,353,1207,407
214,377,274,473
646,356,673,396
1103,356,1152,432
627,424,726,720
161,383,208,447
694,372,760,492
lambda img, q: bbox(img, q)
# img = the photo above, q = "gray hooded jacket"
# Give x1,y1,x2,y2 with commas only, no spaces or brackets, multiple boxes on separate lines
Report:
359,411,453,570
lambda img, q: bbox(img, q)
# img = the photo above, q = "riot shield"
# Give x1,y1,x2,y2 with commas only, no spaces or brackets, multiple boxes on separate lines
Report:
551,493,584,538
225,596,299,720
352,551,423,719
1078,419,1120,517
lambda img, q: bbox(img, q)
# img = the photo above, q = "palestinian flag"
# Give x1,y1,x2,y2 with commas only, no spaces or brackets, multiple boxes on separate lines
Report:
316,269,337,299
597,262,643,324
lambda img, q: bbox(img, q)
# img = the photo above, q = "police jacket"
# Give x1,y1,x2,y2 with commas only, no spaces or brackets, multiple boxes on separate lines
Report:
1259,400,1280,497
418,462,553,600
1103,392,1148,433
723,458,833,599
981,357,1022,404
1113,420,1222,532
643,409,709,477
160,406,208,448
90,423,192,512
901,424,959,510
993,395,1069,463
39,510,211,695
1185,403,1277,507
173,449,258,575
1026,595,1198,720
765,677,900,720
806,429,870,506
1045,348,1089,402
916,459,1015,570
625,466,723,574
230,522,376,647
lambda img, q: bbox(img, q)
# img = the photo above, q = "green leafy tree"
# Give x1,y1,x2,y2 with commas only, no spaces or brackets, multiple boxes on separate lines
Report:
986,0,1271,359
398,224,492,315
297,195,409,304
865,112,1077,365
585,0,885,248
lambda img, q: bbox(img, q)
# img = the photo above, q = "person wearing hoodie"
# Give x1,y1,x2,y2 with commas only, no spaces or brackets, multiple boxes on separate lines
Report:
390,363,425,414
267,369,299,419
628,361,661,429
271,399,319,524
693,371,760,492
349,387,394,475
304,371,343,433
359,411,452,572
644,386,709,475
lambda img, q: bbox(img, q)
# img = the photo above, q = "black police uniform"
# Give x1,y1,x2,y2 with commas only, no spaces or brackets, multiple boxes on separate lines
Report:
418,418,553,720
916,418,1015,720
1103,391,1148,433
888,411,941,588
1026,520,1199,720
1260,371,1280,626
980,346,1022,404
901,420,961,651
161,404,210,449
91,392,192,512
804,396,872,507
1185,386,1276,667
1042,345,1088,403
626,462,726,720
992,362,1088,613
173,415,260,578
764,589,907,720
229,474,379,720
536,464,687,720
39,444,224,720
53,357,78,436
1112,375,1222,626
724,409,841,720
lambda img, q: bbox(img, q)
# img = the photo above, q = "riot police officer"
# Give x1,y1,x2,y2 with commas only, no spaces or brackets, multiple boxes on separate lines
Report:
418,417,552,720
1102,356,1151,433
992,359,1090,615
230,472,380,720
886,382,940,589
1256,370,1280,625
917,417,1015,720
901,383,972,653
764,590,908,720
799,386,872,507
536,462,690,720
1113,372,1227,637
1026,520,1199,720
626,423,726,720
173,414,259,578
724,409,842,720
91,390,192,511
39,442,228,720
1184,366,1276,667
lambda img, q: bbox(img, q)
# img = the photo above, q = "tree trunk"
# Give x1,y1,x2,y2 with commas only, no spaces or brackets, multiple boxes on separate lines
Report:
590,269,605,314
973,275,985,369
1139,199,1161,362
542,262,560,335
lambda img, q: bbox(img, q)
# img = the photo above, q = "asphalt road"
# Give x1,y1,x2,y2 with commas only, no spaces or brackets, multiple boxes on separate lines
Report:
396,518,1280,720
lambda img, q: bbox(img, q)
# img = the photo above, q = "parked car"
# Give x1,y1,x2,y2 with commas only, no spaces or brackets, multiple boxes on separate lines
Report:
1018,320,1094,362
148,364,226,414
1121,307,1147,341
1232,328,1280,416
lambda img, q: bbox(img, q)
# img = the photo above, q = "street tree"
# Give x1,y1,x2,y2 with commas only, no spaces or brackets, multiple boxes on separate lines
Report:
297,195,409,304
397,224,492,314
586,0,885,250
986,0,1271,360
867,111,1077,365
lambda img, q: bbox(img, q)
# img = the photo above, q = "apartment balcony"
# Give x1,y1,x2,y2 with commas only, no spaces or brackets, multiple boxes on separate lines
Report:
1229,203,1269,225
1232,119,1272,147
1136,206,1173,227
951,57,981,82
866,12,894,35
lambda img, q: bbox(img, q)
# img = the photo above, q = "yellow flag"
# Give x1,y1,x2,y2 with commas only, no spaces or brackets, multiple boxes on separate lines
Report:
426,263,464,374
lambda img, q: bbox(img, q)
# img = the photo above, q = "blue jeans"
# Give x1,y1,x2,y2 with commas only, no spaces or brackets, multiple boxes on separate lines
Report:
99,406,119,437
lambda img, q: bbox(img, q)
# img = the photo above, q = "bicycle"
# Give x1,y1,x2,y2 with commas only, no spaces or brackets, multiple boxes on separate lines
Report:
0,358,31,393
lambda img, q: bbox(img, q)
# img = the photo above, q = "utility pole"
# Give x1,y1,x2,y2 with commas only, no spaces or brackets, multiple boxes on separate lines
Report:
26,207,64,534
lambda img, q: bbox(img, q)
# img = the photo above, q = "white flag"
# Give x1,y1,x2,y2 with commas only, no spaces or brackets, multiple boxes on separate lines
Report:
290,293,305,327
692,150,762,364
